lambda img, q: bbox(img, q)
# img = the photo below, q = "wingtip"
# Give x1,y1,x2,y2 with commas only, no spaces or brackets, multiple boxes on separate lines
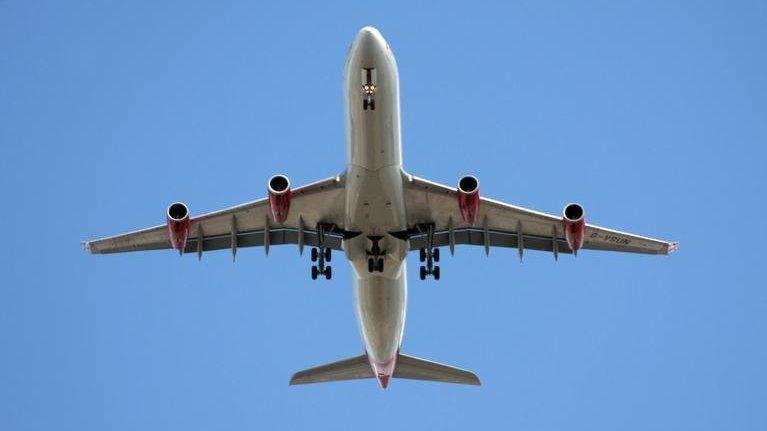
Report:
288,373,303,386
288,371,310,386
472,371,482,385
667,241,679,254
463,371,482,386
81,241,93,254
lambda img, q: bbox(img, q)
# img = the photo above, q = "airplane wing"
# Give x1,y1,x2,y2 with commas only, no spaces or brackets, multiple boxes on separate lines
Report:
401,174,677,257
84,175,351,257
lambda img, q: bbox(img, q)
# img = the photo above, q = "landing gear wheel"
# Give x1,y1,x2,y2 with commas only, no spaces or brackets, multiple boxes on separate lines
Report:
311,265,318,280
311,248,318,262
433,248,440,262
370,99,375,110
419,248,426,262
433,266,441,280
419,266,427,280
363,99,369,110
376,258,384,272
325,266,332,280
324,248,332,262
368,258,375,273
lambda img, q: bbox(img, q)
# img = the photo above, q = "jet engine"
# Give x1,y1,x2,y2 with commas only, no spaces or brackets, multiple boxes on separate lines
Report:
166,202,191,254
457,175,480,224
562,203,585,253
268,174,292,224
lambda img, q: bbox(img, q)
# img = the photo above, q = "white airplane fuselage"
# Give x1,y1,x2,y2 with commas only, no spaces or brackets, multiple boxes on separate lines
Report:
342,27,407,386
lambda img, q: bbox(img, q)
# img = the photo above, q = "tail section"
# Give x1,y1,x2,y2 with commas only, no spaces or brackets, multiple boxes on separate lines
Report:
289,353,480,387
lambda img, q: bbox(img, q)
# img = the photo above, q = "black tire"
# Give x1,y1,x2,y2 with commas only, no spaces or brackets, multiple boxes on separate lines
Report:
419,248,426,262
311,248,318,262
311,266,318,280
363,99,369,110
433,248,440,262
368,258,375,273
325,248,331,262
433,265,440,280
325,266,332,280
377,258,384,272
419,266,426,280
370,99,375,110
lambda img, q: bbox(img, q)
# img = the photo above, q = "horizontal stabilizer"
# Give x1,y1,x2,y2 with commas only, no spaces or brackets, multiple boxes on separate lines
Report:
289,354,373,385
394,354,480,385
289,353,480,386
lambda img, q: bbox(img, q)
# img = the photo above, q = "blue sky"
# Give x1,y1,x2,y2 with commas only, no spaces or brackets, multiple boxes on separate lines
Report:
1,1,766,430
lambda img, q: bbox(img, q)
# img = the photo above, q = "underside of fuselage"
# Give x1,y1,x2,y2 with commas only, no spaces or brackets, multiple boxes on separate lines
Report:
343,26,408,388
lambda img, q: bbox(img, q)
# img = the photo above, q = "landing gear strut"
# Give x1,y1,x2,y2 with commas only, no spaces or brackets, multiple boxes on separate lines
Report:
418,224,441,280
310,224,332,280
366,235,385,273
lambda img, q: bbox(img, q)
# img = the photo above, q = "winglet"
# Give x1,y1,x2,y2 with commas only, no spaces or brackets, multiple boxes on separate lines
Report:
81,241,92,253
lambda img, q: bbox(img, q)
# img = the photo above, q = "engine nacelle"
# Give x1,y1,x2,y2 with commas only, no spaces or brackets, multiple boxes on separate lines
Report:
166,202,191,254
562,203,586,253
457,175,480,224
268,174,291,224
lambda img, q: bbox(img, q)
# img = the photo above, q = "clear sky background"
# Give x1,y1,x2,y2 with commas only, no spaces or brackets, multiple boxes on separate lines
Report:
2,1,766,430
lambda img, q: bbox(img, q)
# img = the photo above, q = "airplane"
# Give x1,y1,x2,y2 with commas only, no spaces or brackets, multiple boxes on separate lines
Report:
83,26,677,390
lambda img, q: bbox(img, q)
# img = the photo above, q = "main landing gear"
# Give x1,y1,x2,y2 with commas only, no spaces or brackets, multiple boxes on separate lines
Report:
419,224,441,280
310,224,332,280
367,236,385,273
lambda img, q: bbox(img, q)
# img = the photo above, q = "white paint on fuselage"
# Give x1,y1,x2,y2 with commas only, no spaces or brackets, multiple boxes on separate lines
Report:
342,27,408,373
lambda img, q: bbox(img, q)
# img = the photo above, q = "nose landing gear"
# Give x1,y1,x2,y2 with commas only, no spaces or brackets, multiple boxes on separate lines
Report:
362,67,377,111
363,95,375,111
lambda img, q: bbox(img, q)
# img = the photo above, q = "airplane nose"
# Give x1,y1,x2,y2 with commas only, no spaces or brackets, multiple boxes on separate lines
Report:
354,26,387,53
358,26,382,40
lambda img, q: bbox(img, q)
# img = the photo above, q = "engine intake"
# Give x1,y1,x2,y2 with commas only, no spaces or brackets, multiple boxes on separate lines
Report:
166,202,190,254
268,174,292,224
457,175,480,224
562,203,585,253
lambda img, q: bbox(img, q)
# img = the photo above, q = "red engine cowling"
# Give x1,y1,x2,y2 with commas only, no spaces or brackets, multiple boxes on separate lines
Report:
167,202,191,254
562,203,586,253
268,174,291,224
457,175,480,224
